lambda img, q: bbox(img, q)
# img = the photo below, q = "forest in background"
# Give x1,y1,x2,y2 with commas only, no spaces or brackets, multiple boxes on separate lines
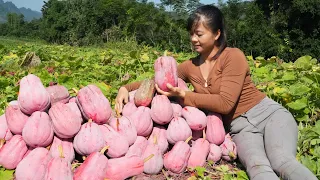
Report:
0,0,319,62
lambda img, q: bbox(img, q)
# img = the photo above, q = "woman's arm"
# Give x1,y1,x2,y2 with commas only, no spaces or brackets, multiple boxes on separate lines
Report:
183,49,248,114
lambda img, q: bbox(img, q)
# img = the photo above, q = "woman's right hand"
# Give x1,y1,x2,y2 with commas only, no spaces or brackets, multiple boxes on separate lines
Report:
115,86,129,114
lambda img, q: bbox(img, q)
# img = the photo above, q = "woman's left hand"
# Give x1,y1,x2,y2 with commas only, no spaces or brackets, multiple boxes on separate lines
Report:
155,83,186,98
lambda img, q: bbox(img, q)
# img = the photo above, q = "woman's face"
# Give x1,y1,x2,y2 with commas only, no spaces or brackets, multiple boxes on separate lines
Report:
189,20,220,54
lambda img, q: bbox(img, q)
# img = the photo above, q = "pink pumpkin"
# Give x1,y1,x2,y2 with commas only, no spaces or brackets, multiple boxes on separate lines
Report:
163,137,192,173
187,135,210,168
73,120,105,156
0,114,13,147
66,102,82,120
18,74,50,115
166,117,192,144
5,104,29,135
143,136,164,174
125,136,148,158
150,95,174,125
99,124,129,158
220,134,237,161
15,147,52,180
109,115,137,146
177,78,190,91
73,146,109,180
154,56,178,92
182,106,207,130
206,112,225,145
171,102,182,117
8,100,18,106
122,101,137,117
148,126,168,154
130,106,153,137
68,97,76,103
0,135,28,169
44,145,73,180
48,102,82,138
128,90,137,102
207,144,222,163
76,84,112,124
105,155,153,180
49,136,75,163
22,111,54,148
46,85,70,105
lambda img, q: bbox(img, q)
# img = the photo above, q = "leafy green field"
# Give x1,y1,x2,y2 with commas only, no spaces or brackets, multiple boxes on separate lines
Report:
0,38,319,179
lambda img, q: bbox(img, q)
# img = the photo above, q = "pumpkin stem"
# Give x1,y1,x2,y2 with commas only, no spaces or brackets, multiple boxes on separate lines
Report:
229,151,236,159
100,146,110,154
185,136,192,144
46,144,51,150
143,154,154,163
70,88,78,95
115,109,121,118
153,135,157,145
58,145,65,158
0,139,5,149
203,129,206,141
116,118,120,131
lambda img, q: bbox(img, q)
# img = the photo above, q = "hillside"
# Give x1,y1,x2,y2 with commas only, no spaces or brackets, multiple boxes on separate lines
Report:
0,0,42,23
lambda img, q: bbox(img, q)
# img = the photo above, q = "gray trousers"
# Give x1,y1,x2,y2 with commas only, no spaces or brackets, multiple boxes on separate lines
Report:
229,97,317,180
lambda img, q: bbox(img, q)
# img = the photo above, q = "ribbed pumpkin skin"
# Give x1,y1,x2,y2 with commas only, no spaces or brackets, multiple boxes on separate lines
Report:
0,135,28,169
76,84,112,124
105,156,144,180
99,124,129,158
150,95,174,125
0,114,13,142
125,136,148,158
171,102,182,117
22,111,54,148
5,104,29,135
206,113,226,145
48,102,82,139
220,134,237,161
128,90,137,102
49,136,75,163
166,117,192,145
207,143,222,163
122,101,137,117
46,85,70,105
182,106,207,130
73,121,105,156
142,142,163,175
148,126,168,154
134,79,156,107
15,147,52,180
154,56,178,92
177,78,190,91
187,138,210,168
163,141,191,173
18,74,50,115
44,156,73,180
130,106,153,137
109,116,137,146
73,151,108,180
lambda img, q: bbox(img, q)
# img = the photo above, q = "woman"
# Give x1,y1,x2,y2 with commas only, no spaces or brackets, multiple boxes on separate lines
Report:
115,5,317,180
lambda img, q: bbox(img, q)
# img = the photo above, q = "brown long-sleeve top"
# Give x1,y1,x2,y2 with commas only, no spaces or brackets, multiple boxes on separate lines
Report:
123,47,266,126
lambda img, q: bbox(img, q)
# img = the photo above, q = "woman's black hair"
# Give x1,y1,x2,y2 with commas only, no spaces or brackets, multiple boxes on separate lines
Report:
187,5,227,60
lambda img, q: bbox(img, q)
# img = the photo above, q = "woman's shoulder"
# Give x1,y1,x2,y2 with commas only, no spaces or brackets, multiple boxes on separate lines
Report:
222,47,246,57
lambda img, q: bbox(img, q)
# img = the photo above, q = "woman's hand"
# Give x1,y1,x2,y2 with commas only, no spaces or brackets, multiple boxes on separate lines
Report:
155,83,186,98
115,86,129,114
